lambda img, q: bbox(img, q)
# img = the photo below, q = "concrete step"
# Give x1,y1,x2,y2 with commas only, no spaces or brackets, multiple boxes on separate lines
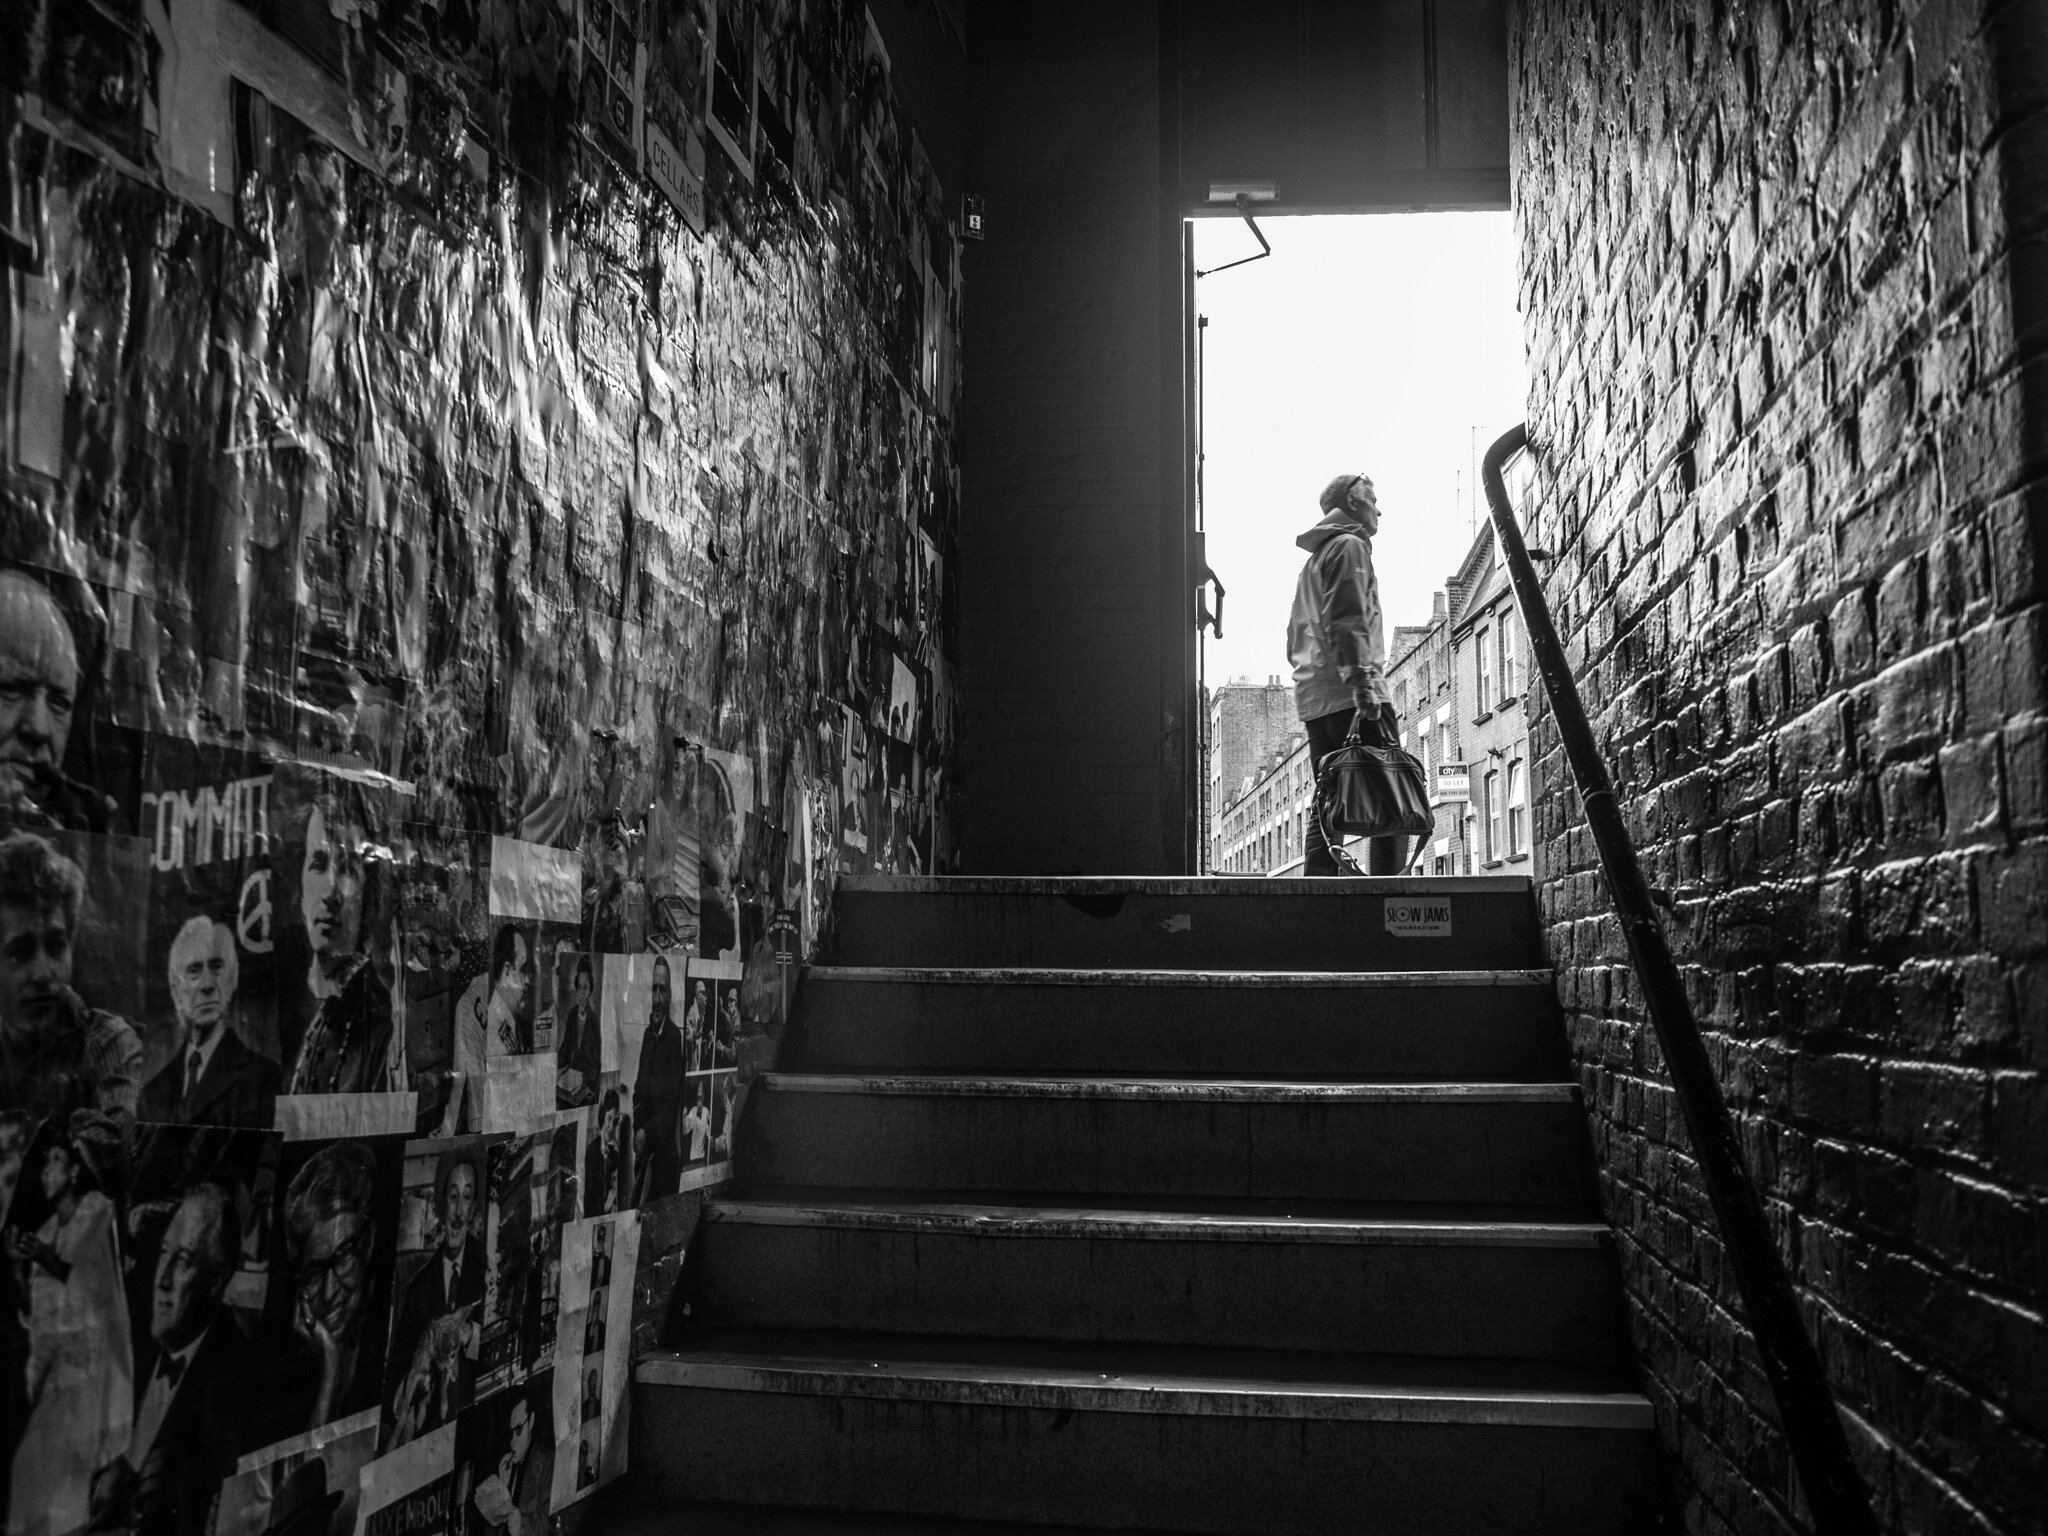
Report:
633,1332,1663,1535
791,967,1566,1081
693,1196,1624,1365
828,875,1543,972
739,1075,1593,1208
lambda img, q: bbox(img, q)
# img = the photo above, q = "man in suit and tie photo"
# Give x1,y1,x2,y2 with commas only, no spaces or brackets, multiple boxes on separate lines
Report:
89,1181,250,1536
464,1386,552,1536
630,957,683,1202
384,1145,484,1445
138,918,279,1128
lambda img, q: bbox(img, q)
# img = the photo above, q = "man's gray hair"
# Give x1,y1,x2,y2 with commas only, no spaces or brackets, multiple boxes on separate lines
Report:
168,915,238,995
1319,473,1374,513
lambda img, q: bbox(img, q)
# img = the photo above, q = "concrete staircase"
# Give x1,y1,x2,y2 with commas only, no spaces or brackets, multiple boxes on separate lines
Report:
628,876,1663,1534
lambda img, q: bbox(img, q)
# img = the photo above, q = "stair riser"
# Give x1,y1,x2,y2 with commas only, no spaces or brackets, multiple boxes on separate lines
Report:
742,1091,1590,1207
697,1223,1623,1364
633,1385,1662,1536
794,979,1564,1080
830,887,1544,971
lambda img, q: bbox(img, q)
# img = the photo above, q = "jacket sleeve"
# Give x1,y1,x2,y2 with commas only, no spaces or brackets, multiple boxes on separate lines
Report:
1318,535,1389,707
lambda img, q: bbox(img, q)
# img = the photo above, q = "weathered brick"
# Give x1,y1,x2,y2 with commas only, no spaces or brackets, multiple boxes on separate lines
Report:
1939,735,2007,843
1831,585,1879,683
1876,553,1929,663
1879,757,1946,849
1878,1060,1990,1162
1867,645,1956,761
1975,844,2048,959
1518,2,2047,1525
1988,1071,2048,1188
1962,608,2048,734
2007,719,2048,834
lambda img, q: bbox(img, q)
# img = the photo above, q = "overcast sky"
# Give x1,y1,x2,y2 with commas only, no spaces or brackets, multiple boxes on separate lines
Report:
1192,212,1529,691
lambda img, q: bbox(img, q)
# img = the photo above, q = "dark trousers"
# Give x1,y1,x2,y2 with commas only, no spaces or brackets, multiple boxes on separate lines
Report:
1303,706,1407,877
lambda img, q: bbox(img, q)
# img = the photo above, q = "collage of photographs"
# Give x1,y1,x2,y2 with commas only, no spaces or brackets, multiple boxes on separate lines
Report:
0,0,964,1533
0,796,759,1536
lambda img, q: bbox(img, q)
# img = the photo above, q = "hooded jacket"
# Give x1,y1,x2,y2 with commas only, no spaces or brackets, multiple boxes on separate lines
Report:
1288,509,1389,722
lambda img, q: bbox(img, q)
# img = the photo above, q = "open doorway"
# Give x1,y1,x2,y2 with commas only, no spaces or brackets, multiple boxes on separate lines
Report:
1194,213,1528,877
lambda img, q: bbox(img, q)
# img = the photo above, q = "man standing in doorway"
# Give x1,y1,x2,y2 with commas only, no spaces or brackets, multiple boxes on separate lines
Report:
1289,472,1404,876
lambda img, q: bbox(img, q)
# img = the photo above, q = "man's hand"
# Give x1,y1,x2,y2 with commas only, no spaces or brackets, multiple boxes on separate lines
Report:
1350,695,1397,748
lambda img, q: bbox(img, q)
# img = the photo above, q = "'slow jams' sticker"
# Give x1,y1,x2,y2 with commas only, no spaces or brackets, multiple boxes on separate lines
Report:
1383,897,1452,937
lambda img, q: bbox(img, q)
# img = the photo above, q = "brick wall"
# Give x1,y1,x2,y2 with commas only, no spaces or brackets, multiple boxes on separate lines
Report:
1210,677,1297,806
958,2,1168,873
1514,4,2047,1532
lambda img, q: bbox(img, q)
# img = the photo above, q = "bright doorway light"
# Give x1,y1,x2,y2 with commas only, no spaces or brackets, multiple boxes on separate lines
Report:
1193,213,1527,688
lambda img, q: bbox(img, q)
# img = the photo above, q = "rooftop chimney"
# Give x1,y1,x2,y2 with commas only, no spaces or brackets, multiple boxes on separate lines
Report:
1432,591,1447,621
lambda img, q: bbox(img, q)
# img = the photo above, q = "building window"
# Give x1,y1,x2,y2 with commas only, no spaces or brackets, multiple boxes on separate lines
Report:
1438,720,1452,763
1475,628,1493,715
1507,758,1527,856
1483,770,1501,861
1499,615,1519,699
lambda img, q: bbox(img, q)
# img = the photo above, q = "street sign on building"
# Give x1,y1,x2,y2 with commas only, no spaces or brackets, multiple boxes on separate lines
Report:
1434,762,1471,802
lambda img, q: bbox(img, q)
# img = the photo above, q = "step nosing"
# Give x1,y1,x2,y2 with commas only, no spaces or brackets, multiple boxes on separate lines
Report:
836,876,1536,896
635,1351,1653,1429
807,967,1553,987
757,1074,1579,1102
704,1200,1610,1246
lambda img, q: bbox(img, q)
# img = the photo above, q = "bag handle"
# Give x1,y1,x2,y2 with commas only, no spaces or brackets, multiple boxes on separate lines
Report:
1345,700,1379,746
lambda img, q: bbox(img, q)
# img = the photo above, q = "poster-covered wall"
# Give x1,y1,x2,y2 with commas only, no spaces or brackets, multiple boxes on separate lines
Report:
0,0,962,1528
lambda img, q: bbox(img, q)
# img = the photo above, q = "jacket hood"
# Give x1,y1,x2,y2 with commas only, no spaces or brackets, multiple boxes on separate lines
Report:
1296,508,1366,553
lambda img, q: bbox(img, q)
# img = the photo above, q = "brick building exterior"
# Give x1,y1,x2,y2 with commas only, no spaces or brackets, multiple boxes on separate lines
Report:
1515,6,2047,1534
1206,674,1301,868
1389,593,1460,874
1387,536,1534,879
1216,733,1313,875
1450,532,1535,878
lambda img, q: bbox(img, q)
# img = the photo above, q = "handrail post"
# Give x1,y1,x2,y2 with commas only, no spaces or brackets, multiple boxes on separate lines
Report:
1481,425,1879,1536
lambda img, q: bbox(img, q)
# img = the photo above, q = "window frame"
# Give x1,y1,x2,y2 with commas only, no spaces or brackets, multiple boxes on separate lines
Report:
1483,768,1501,862
1507,757,1527,857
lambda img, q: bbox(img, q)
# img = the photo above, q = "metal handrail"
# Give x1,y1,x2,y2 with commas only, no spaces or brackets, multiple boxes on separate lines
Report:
1481,425,1878,1536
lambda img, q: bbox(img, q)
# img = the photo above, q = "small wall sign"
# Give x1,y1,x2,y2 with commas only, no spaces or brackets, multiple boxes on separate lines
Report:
1384,896,1453,937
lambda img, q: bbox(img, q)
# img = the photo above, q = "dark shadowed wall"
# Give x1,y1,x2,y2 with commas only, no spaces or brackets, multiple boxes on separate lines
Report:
1513,4,2047,1533
958,2,1173,874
